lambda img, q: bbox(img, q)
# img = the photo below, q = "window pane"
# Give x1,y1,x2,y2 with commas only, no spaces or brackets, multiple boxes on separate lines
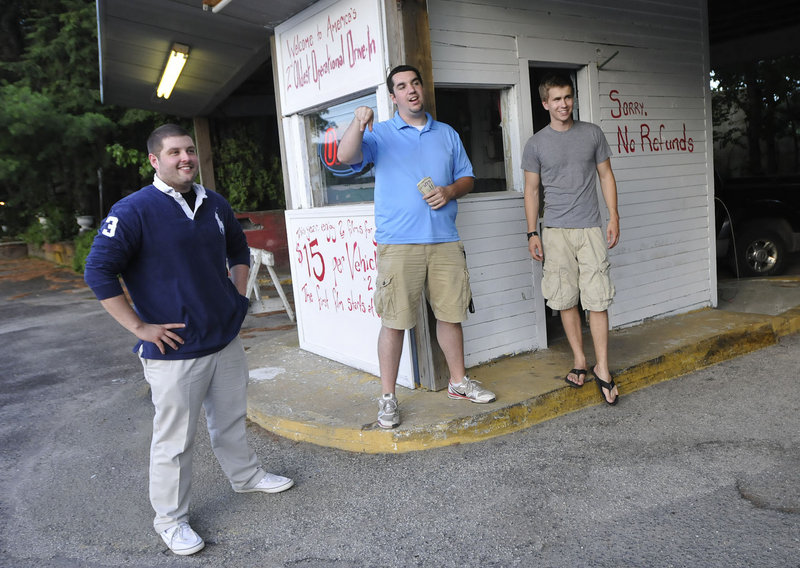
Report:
435,88,507,193
306,93,377,206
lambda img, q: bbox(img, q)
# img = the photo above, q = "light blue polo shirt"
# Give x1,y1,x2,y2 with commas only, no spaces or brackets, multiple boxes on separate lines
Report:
353,112,474,245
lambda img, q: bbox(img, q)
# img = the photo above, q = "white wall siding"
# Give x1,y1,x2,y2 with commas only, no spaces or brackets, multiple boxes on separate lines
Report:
600,57,712,326
428,0,715,338
456,194,542,365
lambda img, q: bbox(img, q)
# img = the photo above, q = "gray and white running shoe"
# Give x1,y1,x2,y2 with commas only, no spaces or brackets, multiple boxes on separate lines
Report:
377,393,400,428
447,376,496,403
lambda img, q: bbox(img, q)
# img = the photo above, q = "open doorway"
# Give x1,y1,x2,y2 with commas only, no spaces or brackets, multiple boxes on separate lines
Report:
528,65,588,343
529,66,579,133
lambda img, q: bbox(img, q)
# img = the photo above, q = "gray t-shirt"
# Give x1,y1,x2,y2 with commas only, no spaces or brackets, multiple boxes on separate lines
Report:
521,120,612,228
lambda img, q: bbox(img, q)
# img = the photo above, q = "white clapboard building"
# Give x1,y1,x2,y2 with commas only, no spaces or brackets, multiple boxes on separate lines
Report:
274,0,715,388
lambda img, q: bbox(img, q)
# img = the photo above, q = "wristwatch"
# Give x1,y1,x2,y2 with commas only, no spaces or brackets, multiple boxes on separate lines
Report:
526,231,539,240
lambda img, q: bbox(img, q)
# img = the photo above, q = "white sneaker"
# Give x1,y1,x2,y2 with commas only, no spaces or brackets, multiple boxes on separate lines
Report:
447,376,496,403
377,393,400,429
237,472,294,494
160,522,205,556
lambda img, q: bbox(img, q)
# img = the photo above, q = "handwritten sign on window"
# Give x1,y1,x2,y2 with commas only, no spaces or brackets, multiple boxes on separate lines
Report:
293,217,378,317
275,0,385,116
285,207,414,386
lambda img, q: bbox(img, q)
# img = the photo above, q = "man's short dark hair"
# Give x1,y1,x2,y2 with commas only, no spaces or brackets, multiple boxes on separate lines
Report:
386,65,423,95
147,124,192,155
538,73,574,102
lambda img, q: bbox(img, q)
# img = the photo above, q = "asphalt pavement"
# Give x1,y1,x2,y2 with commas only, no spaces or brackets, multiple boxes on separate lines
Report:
1,257,798,567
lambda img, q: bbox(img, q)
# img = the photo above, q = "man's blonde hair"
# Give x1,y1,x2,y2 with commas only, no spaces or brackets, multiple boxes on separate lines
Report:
538,73,573,103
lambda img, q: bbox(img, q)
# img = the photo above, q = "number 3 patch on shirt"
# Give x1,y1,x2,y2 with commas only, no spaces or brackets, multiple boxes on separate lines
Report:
101,216,119,238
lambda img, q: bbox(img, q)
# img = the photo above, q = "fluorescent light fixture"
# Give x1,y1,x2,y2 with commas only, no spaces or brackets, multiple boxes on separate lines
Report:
212,0,234,12
202,0,234,12
156,43,189,99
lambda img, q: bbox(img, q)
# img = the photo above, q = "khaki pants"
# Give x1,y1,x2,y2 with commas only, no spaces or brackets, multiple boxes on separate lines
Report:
140,337,263,532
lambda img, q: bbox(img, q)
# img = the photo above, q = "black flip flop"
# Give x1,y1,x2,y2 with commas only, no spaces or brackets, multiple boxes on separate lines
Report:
591,367,619,405
564,368,587,388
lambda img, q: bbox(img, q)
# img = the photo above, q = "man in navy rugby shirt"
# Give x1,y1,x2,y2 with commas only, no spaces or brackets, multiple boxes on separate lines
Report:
84,124,293,556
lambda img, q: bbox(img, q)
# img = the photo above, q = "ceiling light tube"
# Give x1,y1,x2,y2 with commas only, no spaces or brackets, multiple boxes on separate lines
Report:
156,43,190,99
212,0,234,13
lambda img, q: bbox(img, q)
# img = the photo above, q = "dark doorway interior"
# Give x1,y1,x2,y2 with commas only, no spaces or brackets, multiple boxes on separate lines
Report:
436,87,507,193
528,65,587,343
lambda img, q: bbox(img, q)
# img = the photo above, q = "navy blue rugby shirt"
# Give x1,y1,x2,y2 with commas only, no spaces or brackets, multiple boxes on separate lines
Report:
84,178,251,360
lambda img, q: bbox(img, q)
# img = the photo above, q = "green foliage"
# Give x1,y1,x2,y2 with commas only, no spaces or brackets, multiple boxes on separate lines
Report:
71,228,96,273
712,56,800,174
20,221,47,247
0,0,285,239
711,71,746,148
0,0,176,232
106,142,153,180
45,205,78,241
214,123,285,211
19,204,77,245
0,83,115,212
0,0,112,228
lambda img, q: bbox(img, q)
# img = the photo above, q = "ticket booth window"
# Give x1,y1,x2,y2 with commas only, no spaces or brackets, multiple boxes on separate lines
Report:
436,88,507,193
305,93,378,206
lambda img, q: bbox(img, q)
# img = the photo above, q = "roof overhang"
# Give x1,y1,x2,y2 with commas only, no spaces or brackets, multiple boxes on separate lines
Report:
96,0,317,117
97,0,800,117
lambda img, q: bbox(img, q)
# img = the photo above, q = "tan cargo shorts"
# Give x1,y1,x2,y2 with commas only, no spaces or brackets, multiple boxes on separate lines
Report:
541,227,615,312
374,242,471,330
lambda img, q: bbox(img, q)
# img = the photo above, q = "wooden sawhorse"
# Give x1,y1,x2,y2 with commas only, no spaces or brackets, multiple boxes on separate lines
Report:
245,248,295,322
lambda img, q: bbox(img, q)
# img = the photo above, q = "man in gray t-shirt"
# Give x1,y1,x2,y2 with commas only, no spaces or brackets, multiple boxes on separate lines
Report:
522,73,621,406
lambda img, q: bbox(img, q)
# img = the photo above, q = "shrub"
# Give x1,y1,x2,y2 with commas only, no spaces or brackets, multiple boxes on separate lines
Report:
20,220,47,247
213,123,285,212
19,206,77,246
72,229,97,273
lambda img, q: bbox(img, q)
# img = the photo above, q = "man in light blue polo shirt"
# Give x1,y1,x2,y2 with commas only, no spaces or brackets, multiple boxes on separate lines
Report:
338,65,496,429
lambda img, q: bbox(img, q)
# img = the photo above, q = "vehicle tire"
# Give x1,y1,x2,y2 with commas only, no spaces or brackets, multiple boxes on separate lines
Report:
731,225,787,277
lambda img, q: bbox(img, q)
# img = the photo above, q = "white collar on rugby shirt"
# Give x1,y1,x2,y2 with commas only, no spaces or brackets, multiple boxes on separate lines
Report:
153,175,208,219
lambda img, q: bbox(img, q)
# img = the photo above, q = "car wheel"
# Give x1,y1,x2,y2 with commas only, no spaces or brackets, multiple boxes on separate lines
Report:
732,226,787,277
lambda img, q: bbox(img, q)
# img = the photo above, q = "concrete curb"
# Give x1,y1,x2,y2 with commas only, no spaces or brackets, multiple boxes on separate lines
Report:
616,318,778,397
246,300,800,454
772,306,800,337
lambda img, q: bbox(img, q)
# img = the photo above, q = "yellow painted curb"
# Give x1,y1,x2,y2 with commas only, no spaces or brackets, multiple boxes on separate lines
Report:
772,306,800,337
246,309,799,454
616,320,778,396
248,384,605,454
